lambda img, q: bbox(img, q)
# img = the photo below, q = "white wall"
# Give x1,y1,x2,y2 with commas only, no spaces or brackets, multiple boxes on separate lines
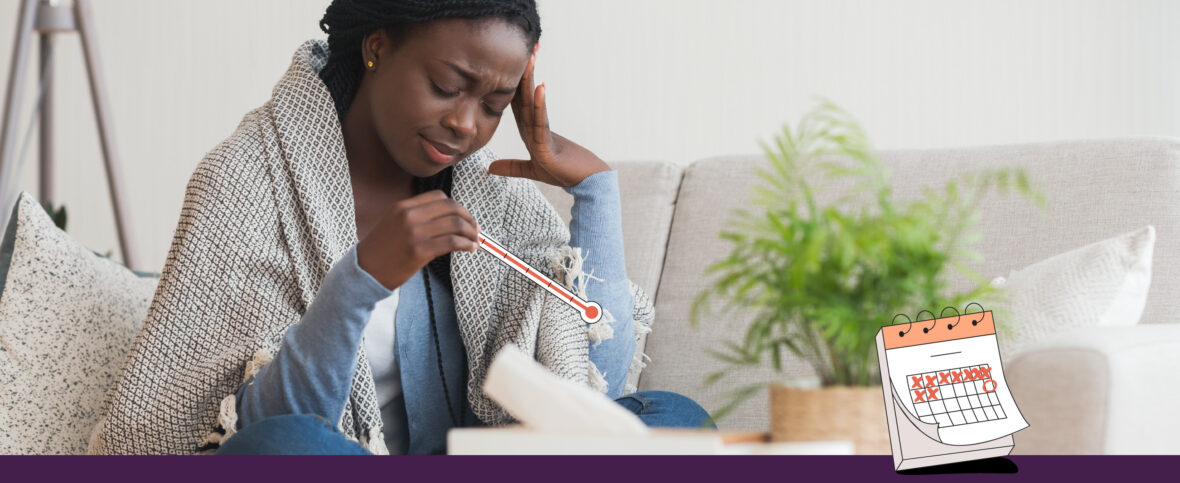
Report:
0,0,1177,270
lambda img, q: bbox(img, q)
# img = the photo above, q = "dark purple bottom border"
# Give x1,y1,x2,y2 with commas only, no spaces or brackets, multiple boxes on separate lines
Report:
2,455,1172,482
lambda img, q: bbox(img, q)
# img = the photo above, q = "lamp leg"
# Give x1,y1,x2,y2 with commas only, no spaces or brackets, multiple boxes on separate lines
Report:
0,0,38,228
76,0,137,270
39,32,52,204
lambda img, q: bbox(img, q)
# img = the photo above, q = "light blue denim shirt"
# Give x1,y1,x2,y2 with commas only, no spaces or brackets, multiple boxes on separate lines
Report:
234,169,635,454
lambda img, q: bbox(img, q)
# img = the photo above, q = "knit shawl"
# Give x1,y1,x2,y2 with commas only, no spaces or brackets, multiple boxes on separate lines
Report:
90,39,654,455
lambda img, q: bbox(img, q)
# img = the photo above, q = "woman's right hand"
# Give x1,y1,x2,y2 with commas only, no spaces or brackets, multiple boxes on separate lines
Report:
357,190,481,290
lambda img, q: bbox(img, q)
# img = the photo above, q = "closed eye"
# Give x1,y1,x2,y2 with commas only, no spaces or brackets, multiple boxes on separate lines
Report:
433,80,505,117
432,82,459,98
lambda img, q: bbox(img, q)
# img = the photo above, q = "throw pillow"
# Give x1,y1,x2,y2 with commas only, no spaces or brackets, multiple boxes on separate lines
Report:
0,192,158,454
989,225,1154,359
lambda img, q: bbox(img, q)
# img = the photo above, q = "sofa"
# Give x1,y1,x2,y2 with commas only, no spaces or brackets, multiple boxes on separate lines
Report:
533,137,1180,455
4,137,1177,455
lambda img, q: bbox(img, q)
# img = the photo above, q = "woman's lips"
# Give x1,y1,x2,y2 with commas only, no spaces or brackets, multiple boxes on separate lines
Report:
421,136,458,165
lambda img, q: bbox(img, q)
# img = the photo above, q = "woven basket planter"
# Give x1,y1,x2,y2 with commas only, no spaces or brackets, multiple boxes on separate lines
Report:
770,385,891,455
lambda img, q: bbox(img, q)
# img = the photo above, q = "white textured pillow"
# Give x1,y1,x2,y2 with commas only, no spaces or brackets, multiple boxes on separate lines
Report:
990,226,1154,358
0,192,158,454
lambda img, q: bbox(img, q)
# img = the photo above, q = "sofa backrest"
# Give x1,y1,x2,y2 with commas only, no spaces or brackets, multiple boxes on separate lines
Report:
626,137,1180,432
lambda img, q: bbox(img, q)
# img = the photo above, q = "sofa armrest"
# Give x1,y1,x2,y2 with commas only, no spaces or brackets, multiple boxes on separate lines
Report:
1006,325,1180,454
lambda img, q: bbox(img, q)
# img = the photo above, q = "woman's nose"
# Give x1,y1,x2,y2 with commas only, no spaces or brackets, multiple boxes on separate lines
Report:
442,102,478,139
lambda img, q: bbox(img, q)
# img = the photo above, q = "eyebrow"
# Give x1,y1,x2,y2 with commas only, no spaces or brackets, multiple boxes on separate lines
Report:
440,60,518,95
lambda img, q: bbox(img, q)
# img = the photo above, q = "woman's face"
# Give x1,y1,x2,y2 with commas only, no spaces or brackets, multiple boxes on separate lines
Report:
360,17,531,179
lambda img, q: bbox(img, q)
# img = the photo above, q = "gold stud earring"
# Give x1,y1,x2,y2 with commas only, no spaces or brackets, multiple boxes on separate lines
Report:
367,61,374,69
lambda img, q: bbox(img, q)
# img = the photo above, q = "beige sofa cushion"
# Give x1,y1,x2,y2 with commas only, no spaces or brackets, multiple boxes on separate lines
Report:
638,155,797,431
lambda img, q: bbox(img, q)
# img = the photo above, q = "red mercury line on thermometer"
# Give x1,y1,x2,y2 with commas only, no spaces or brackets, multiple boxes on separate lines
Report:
477,232,602,324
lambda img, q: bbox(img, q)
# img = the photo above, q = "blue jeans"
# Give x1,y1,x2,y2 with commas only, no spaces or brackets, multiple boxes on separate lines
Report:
216,390,716,455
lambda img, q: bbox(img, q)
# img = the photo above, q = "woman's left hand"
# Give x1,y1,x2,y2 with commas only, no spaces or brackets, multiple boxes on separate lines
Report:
487,48,610,188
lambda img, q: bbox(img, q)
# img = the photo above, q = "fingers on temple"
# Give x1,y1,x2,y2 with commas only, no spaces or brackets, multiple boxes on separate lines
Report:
517,53,536,115
532,84,550,146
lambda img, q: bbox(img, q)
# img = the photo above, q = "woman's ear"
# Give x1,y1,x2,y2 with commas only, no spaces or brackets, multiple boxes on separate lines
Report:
362,30,389,70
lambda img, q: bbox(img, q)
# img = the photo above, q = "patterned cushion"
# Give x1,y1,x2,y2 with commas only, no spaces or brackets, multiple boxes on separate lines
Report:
991,225,1155,359
0,192,158,454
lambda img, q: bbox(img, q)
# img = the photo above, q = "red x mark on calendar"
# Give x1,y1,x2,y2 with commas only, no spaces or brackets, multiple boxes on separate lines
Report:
952,370,962,383
979,367,993,380
925,387,939,401
925,375,937,387
938,372,950,384
914,389,926,402
912,376,923,389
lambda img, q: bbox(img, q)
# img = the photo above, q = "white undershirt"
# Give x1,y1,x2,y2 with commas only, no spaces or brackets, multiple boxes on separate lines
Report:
362,288,405,454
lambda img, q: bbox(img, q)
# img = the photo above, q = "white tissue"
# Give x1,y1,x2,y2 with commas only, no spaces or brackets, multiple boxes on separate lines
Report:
483,344,651,436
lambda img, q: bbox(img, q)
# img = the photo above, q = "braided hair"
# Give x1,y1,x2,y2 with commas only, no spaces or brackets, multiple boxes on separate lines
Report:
318,0,541,429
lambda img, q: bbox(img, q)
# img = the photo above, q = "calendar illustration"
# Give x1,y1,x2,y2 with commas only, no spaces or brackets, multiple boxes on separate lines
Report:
875,307,1029,471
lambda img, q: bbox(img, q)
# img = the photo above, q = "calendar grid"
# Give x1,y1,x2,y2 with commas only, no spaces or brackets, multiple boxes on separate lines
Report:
907,364,1006,427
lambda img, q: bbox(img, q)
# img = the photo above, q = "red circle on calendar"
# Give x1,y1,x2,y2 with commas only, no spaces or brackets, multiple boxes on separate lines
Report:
983,379,998,393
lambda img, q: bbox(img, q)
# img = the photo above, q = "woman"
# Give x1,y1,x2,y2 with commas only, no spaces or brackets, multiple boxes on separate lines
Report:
92,0,713,455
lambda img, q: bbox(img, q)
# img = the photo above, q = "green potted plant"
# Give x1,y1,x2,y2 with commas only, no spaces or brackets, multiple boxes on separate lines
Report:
690,100,1041,453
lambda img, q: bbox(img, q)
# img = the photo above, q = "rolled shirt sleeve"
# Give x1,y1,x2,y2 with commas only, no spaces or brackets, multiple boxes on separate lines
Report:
563,169,636,399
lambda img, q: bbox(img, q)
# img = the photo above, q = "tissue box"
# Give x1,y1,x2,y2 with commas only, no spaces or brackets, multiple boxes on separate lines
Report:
447,425,730,455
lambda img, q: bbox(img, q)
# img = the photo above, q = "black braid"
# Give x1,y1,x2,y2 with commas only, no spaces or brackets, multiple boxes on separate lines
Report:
415,169,461,427
412,160,463,429
422,264,461,428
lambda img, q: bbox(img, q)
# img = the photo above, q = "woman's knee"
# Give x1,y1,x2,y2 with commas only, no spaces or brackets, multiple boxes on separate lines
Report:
616,390,717,430
215,413,370,455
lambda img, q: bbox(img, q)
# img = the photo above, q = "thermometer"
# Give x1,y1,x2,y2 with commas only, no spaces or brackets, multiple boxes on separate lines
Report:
477,232,602,324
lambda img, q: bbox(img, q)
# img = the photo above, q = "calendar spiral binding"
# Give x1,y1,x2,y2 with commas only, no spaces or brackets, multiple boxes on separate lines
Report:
890,303,988,338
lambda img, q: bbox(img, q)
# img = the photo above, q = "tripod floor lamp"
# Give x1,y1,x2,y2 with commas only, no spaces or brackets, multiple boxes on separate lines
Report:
0,0,138,270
